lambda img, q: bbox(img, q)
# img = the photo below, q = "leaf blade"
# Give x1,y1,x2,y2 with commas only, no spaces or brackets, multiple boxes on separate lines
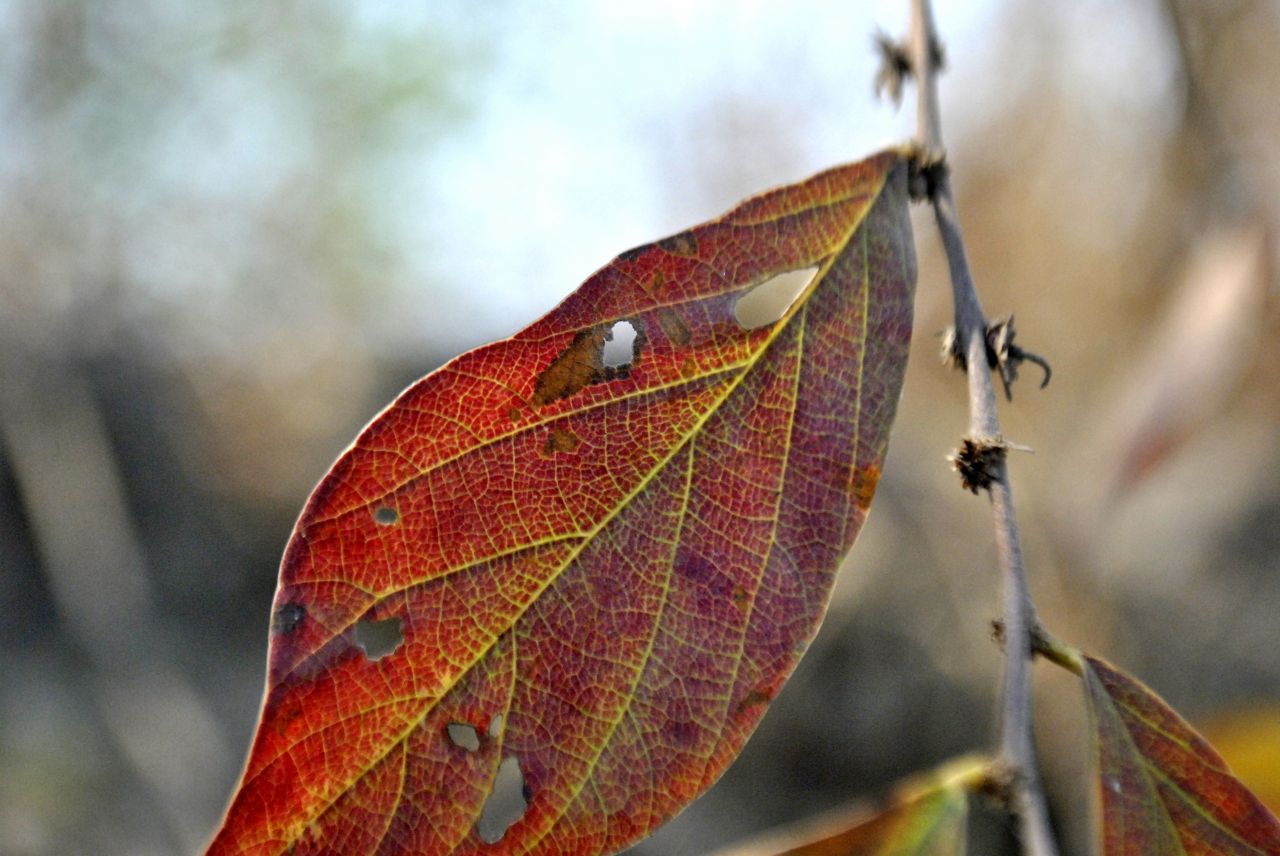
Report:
1082,654,1280,855
208,150,917,856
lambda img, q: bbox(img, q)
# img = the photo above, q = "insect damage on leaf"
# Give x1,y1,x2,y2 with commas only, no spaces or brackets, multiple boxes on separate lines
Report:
479,756,530,845
530,319,648,405
655,307,693,347
207,148,916,856
541,428,581,457
447,722,481,752
734,266,821,331
734,686,774,714
353,616,403,661
657,230,699,257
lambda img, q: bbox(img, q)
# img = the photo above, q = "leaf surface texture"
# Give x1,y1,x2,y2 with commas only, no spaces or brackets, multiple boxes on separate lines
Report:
1083,654,1280,855
208,150,917,856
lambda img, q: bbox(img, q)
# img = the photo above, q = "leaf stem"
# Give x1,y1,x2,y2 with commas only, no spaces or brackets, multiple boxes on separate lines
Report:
906,2,1060,854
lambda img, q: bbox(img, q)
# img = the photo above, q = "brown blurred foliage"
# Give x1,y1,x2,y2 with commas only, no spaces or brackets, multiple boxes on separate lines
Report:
1,2,1277,855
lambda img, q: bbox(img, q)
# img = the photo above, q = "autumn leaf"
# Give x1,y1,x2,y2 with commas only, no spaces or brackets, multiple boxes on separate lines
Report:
1077,653,1280,855
711,757,982,856
207,149,917,856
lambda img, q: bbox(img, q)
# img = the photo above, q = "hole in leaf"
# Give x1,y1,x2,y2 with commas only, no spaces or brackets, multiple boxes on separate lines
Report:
373,506,399,526
447,722,481,752
733,266,820,330
601,320,638,369
487,714,503,740
478,755,528,844
354,616,403,660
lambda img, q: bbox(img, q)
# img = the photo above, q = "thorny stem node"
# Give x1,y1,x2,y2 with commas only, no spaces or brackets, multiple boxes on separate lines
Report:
905,1,1060,855
975,758,1021,812
873,32,912,105
951,437,1007,495
941,315,1052,402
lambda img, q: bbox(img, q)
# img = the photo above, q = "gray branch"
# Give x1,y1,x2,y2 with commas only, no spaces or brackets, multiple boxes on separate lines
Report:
906,2,1059,854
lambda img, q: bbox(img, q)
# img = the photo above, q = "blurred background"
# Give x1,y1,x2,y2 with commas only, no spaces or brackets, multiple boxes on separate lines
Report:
1,1,1278,853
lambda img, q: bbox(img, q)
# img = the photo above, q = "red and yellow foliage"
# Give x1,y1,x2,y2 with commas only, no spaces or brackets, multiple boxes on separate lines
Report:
207,150,917,856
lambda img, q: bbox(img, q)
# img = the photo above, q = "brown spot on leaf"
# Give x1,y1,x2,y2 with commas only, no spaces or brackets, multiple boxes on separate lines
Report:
272,700,305,736
656,307,692,347
850,463,882,509
617,241,652,262
735,686,773,713
479,756,528,843
531,327,609,405
658,230,699,257
531,320,647,406
506,406,523,423
542,428,580,456
731,585,749,614
640,270,666,295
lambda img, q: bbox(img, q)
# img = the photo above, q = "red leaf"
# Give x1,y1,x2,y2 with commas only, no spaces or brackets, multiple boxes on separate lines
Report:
1201,708,1280,814
1081,654,1280,855
207,149,916,856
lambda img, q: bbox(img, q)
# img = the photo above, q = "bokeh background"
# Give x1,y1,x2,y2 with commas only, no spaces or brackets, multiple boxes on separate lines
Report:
2,1,1278,854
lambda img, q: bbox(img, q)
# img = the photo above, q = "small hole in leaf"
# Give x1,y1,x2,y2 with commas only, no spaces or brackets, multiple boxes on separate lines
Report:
487,714,503,740
447,722,481,752
478,755,528,844
373,506,399,526
733,266,820,330
354,616,403,660
601,320,638,369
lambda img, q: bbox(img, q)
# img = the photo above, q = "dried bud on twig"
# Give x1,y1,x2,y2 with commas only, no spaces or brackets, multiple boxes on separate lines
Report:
873,32,912,105
987,315,1052,401
950,436,1007,494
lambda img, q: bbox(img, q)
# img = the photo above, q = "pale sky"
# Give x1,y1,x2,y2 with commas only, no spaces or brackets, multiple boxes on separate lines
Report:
388,0,1007,353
